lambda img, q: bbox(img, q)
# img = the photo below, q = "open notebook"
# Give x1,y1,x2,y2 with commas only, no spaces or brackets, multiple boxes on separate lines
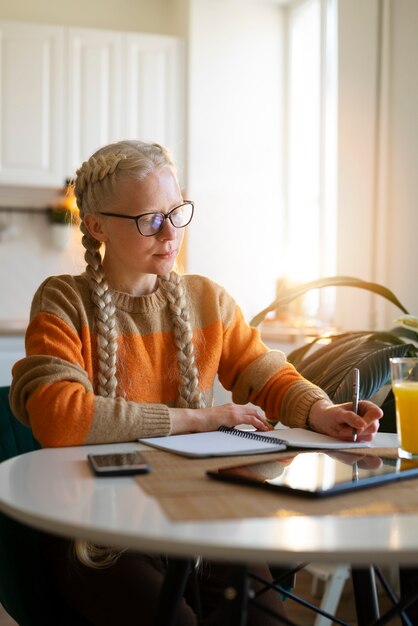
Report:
138,426,370,458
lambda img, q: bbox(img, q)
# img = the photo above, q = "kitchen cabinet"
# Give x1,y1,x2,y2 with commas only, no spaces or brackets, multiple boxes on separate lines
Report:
0,21,65,186
0,21,185,187
124,34,185,181
67,28,123,175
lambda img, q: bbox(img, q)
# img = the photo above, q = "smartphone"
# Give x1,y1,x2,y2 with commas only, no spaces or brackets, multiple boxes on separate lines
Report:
87,451,151,476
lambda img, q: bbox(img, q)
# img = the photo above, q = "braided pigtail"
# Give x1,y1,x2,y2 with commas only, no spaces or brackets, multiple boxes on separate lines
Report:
75,154,127,397
79,220,118,397
159,272,205,409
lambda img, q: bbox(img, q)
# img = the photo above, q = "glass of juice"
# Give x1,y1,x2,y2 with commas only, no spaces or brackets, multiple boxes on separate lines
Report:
390,357,418,457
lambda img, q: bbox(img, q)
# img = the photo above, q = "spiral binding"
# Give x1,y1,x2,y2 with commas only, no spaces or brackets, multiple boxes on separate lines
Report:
218,426,286,446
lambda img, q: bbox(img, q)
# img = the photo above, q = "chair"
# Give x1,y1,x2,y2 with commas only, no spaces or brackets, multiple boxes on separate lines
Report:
305,563,351,626
0,386,89,626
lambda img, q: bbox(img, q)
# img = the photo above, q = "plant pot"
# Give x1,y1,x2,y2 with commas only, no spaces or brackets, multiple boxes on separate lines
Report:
50,223,72,250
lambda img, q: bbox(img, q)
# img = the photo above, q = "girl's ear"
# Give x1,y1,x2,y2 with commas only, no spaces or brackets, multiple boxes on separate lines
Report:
83,213,108,243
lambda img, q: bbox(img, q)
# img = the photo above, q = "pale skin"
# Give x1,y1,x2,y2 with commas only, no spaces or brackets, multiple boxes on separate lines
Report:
84,166,383,442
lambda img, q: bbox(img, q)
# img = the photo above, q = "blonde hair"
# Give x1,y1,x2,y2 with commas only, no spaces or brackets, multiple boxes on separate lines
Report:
73,140,204,568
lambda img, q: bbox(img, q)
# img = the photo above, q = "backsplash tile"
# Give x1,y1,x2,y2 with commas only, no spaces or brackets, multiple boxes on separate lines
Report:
0,212,84,324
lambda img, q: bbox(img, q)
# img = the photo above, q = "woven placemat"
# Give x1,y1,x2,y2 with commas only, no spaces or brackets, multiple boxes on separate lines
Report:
135,448,418,522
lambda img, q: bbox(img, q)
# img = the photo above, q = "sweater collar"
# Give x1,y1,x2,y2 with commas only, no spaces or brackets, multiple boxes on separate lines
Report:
80,272,168,313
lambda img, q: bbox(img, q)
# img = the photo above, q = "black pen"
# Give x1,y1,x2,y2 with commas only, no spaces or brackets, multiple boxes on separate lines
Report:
351,368,360,442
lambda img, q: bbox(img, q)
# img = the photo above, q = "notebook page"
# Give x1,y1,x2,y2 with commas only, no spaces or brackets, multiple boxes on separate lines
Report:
268,427,370,449
138,430,287,458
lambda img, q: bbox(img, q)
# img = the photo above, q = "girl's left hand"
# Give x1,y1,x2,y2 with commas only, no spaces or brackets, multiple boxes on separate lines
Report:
307,399,383,442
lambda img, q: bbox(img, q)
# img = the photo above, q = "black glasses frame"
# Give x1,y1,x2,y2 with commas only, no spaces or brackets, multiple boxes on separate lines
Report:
99,201,194,237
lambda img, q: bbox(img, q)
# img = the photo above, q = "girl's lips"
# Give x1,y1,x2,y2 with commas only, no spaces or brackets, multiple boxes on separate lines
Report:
154,250,176,259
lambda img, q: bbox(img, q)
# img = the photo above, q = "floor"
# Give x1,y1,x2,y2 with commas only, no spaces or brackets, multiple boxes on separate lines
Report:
0,605,15,626
0,567,407,625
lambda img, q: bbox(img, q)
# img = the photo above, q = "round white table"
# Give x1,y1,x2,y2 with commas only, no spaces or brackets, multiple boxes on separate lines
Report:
0,436,417,625
0,438,417,566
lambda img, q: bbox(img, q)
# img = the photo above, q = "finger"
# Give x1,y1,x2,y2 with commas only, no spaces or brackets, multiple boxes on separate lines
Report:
245,413,271,431
340,413,368,431
358,401,384,420
227,407,271,431
358,456,383,469
357,427,378,443
324,420,359,440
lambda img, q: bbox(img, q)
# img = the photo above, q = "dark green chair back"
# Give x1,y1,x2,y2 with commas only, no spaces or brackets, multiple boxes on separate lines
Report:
0,386,41,461
0,386,88,625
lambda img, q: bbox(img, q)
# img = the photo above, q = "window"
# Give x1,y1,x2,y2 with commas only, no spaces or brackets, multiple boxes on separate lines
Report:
284,0,337,321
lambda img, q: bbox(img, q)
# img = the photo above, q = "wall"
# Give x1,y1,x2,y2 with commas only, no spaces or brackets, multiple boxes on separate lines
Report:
383,0,418,324
335,0,418,330
0,213,84,323
0,0,417,330
187,0,285,320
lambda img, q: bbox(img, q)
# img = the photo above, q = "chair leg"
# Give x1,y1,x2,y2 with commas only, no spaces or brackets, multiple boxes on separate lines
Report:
155,558,193,626
212,564,250,626
313,566,351,626
351,566,380,626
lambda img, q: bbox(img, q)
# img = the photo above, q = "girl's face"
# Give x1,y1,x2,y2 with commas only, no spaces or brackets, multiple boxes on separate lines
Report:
85,166,185,295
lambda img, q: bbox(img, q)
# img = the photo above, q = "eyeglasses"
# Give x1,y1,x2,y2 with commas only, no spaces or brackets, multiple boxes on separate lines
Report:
99,201,194,237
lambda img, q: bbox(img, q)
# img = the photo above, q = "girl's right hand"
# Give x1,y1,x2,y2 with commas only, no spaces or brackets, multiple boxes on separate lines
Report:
169,403,272,435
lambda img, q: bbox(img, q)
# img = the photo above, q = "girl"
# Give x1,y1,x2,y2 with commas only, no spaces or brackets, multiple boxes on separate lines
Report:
10,140,382,625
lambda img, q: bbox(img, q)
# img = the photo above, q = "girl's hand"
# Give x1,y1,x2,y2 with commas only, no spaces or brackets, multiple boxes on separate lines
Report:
307,399,383,442
169,403,272,435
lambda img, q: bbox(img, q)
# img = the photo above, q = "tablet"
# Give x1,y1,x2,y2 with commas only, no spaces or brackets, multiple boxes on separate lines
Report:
207,451,418,498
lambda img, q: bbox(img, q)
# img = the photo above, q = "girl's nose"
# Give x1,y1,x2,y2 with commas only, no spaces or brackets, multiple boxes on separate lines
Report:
157,218,176,240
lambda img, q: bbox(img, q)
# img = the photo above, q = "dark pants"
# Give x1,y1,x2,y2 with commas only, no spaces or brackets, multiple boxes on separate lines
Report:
41,533,286,625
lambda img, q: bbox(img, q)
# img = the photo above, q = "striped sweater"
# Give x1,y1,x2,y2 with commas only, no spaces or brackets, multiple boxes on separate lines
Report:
9,273,328,447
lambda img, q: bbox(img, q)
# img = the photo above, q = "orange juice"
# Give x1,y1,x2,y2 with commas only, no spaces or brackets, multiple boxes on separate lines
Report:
393,382,418,454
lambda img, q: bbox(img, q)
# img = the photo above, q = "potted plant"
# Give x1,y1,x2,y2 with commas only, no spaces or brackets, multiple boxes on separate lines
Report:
250,276,418,432
47,179,79,249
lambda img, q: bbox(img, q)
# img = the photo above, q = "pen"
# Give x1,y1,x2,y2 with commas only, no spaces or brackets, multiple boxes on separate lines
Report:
352,460,359,482
351,368,360,442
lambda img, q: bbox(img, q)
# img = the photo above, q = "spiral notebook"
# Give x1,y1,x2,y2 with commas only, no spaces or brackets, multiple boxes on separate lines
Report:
138,426,369,458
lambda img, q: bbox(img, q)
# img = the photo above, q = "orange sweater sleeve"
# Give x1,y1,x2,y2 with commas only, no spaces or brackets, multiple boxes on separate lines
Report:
9,276,170,447
218,302,328,427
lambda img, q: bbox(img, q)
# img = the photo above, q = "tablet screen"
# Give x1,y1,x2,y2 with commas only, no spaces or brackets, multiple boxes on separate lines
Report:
207,451,418,498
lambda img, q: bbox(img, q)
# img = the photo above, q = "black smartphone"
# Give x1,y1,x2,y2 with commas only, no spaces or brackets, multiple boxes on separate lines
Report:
87,451,151,476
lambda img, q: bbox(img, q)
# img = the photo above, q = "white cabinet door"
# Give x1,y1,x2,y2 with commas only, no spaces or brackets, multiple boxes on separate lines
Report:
124,34,185,184
67,28,123,176
0,21,65,186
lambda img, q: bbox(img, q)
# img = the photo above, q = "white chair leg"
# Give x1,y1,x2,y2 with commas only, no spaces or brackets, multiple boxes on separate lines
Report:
312,565,351,626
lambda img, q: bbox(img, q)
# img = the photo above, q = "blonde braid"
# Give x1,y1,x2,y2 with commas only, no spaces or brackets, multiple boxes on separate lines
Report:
159,272,205,409
79,221,118,397
74,153,128,211
75,154,127,398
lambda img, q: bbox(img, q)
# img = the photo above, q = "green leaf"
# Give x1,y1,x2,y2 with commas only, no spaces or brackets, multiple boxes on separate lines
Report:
388,326,418,345
288,332,373,370
331,345,413,402
295,341,414,404
394,315,418,330
250,276,410,327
